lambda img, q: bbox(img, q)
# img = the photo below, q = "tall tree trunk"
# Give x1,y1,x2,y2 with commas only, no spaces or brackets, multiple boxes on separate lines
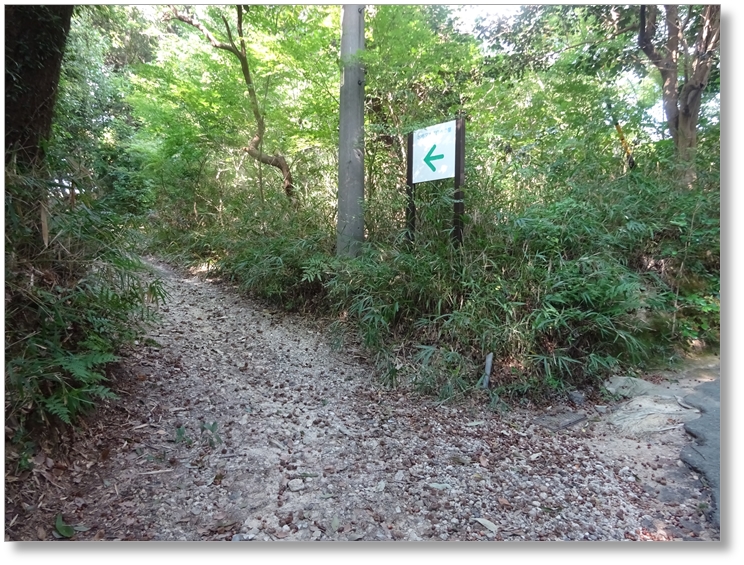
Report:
337,5,365,257
5,5,74,257
638,5,720,187
5,5,74,167
170,6,295,201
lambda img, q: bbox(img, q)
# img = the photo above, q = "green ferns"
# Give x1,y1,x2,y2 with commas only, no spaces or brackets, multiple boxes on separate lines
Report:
5,168,166,432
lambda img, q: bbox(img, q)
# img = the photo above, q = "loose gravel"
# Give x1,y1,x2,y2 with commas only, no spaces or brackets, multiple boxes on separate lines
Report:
5,259,719,542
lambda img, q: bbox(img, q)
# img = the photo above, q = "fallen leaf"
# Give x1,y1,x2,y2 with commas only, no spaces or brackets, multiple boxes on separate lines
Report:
37,526,46,540
473,517,499,533
479,455,489,467
55,514,75,538
331,516,340,532
497,497,511,507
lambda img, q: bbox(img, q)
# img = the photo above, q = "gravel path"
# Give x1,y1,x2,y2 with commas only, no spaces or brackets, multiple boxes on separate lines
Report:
5,259,719,542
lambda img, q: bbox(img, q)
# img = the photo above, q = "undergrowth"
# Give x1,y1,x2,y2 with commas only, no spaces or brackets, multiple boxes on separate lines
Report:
4,165,166,441
145,155,719,405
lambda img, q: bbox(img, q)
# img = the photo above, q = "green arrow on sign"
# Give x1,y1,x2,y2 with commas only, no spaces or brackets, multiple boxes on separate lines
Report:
423,144,444,172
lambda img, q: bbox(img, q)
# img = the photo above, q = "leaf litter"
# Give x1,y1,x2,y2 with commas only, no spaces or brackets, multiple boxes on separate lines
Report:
4,258,719,541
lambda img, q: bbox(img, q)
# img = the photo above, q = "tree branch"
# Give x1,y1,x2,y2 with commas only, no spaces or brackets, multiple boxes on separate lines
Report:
680,5,720,118
639,5,663,67
220,14,239,54
236,5,247,56
547,24,637,60
168,5,294,200
664,5,680,71
693,4,721,66
169,6,240,58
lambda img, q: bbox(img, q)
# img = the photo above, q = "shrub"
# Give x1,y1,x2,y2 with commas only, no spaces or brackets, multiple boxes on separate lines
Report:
4,166,166,434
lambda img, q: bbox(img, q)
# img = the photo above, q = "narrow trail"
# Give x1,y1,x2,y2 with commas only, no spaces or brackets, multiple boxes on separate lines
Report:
6,259,719,541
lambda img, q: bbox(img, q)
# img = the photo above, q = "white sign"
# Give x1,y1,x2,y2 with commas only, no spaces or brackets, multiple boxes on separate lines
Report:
412,120,457,184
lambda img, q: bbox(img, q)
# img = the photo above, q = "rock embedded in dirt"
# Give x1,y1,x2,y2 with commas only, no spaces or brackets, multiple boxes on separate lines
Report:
287,479,304,492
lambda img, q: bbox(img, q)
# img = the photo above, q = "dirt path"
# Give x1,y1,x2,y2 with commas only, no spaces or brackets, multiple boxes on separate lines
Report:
5,259,719,541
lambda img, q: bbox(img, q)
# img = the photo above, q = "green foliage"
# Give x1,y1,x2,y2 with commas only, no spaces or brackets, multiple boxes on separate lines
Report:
175,425,193,446
5,9,167,437
5,169,166,430
199,421,222,448
51,6,157,217
118,4,718,404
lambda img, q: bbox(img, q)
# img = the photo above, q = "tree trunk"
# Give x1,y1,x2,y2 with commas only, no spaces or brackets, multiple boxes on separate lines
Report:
5,5,74,258
337,5,365,258
170,6,295,201
5,5,74,167
638,5,720,187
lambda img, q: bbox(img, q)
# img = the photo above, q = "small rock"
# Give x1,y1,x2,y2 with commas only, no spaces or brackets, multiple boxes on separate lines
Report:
595,405,608,414
394,470,405,482
429,483,451,490
231,534,250,542
288,478,304,492
569,391,586,404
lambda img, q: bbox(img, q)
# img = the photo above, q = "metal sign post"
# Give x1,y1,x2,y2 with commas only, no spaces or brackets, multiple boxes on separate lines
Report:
453,116,465,247
406,117,465,245
406,133,415,240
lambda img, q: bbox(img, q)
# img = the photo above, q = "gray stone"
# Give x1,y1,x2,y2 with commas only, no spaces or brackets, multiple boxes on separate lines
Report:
679,378,720,528
288,478,305,492
534,412,587,432
604,376,671,397
568,391,586,404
